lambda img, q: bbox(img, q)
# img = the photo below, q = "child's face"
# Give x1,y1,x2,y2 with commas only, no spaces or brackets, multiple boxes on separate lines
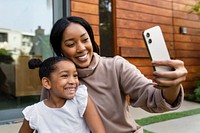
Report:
49,60,79,100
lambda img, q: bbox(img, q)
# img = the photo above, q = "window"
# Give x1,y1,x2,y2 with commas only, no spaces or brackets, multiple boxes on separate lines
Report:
0,0,52,112
99,0,114,57
0,33,8,42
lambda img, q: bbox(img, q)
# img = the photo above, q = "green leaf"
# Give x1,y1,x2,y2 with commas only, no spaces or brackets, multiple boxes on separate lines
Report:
193,5,200,12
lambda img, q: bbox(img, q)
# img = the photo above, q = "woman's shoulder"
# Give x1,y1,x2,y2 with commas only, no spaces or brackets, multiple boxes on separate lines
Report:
99,54,129,66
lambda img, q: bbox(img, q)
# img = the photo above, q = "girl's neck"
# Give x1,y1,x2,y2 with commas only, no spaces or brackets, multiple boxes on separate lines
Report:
44,98,67,108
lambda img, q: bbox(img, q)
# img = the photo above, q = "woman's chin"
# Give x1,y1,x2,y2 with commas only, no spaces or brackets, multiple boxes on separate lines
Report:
75,60,91,68
77,64,90,68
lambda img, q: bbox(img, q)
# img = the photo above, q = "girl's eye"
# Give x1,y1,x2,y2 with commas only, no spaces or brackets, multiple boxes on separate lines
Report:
74,74,78,78
62,74,68,77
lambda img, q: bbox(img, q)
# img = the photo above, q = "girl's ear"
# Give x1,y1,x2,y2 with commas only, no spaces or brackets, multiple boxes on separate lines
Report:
42,77,51,90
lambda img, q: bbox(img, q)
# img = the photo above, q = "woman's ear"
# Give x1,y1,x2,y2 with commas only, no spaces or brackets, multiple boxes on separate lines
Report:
42,77,51,90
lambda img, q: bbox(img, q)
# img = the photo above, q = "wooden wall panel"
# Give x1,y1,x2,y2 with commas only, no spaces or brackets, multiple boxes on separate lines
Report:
71,0,98,4
69,0,200,94
115,0,200,94
172,0,200,94
125,0,172,9
71,1,98,15
116,0,173,70
116,9,172,25
116,1,172,17
70,0,100,45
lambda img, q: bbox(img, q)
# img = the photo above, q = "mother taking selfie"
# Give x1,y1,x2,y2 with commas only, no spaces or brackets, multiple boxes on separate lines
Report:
41,16,187,133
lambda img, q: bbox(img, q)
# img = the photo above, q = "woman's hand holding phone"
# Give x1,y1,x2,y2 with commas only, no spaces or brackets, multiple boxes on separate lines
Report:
142,26,188,104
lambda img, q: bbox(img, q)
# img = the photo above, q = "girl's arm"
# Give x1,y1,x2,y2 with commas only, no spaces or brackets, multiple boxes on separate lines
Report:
18,119,34,133
84,97,105,133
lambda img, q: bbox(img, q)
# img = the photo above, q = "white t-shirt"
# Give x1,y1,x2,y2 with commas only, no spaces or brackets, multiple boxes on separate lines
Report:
22,85,90,133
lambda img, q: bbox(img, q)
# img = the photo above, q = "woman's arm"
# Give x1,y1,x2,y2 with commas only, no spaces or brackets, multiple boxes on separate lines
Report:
18,119,34,133
152,59,187,104
84,97,105,133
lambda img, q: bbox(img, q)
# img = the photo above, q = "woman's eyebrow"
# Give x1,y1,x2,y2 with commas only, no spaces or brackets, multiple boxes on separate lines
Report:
80,33,87,37
64,38,74,42
64,33,87,43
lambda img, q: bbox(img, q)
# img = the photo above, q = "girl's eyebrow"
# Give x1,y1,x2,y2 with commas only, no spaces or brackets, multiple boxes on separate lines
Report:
64,33,87,43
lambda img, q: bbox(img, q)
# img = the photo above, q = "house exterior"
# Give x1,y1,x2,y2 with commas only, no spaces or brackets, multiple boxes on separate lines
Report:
0,28,34,61
0,0,200,122
69,0,200,94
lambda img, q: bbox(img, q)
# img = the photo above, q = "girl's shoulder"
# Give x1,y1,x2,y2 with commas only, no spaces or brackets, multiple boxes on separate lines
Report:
74,85,88,117
22,101,44,117
76,84,88,97
22,101,44,129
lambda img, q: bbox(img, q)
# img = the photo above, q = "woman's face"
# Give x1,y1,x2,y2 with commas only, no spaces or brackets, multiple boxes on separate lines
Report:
61,23,93,68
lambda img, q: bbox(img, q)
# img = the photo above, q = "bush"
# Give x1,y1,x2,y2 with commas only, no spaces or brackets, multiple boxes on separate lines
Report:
185,0,200,103
186,76,200,102
191,1,200,15
0,48,13,63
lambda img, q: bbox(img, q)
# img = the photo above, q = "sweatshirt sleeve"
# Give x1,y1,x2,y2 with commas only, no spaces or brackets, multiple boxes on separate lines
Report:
114,56,184,113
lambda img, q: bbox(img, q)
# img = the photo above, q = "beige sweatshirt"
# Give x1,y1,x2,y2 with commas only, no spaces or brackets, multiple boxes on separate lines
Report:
41,53,184,133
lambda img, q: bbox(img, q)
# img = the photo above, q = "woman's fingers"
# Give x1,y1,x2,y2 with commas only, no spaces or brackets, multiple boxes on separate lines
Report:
152,59,184,69
151,59,188,89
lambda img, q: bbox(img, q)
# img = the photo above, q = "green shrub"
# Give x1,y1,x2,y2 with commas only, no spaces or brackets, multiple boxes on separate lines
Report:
186,75,200,102
0,48,13,63
185,0,200,102
0,48,11,56
191,1,200,15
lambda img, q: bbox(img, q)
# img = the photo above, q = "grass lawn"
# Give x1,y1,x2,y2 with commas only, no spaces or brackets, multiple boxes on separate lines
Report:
135,107,200,133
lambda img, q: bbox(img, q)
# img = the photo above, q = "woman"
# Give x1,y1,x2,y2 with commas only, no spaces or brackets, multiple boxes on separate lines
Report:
41,16,187,133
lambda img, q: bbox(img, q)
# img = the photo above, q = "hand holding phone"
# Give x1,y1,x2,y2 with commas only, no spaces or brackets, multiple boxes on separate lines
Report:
143,26,172,72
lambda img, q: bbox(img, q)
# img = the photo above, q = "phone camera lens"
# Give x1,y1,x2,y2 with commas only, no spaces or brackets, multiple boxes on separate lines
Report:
148,39,152,44
146,33,150,37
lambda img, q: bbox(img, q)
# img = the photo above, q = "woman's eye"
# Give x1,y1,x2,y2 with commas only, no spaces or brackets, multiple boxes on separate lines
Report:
66,43,75,47
82,38,88,42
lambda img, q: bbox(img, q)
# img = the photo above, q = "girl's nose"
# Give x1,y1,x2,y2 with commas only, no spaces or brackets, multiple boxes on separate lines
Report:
68,77,75,84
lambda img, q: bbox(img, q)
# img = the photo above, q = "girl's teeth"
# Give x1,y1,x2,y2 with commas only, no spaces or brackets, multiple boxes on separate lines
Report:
66,88,75,93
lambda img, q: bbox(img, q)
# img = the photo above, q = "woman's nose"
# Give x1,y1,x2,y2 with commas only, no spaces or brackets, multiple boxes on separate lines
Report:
77,42,86,52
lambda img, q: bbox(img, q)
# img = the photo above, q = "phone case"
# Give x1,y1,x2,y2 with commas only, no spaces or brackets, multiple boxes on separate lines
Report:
142,26,171,71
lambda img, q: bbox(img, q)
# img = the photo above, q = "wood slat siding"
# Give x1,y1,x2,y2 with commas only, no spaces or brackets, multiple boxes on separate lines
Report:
70,0,100,45
116,0,200,94
172,0,200,94
69,0,200,94
116,0,174,82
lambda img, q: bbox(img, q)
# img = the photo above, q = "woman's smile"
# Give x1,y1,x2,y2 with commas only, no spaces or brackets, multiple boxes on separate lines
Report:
76,53,88,62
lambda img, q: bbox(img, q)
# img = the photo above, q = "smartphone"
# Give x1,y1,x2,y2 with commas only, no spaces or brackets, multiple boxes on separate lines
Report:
142,26,172,72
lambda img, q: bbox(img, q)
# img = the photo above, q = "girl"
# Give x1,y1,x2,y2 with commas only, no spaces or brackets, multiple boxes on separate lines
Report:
18,57,105,133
